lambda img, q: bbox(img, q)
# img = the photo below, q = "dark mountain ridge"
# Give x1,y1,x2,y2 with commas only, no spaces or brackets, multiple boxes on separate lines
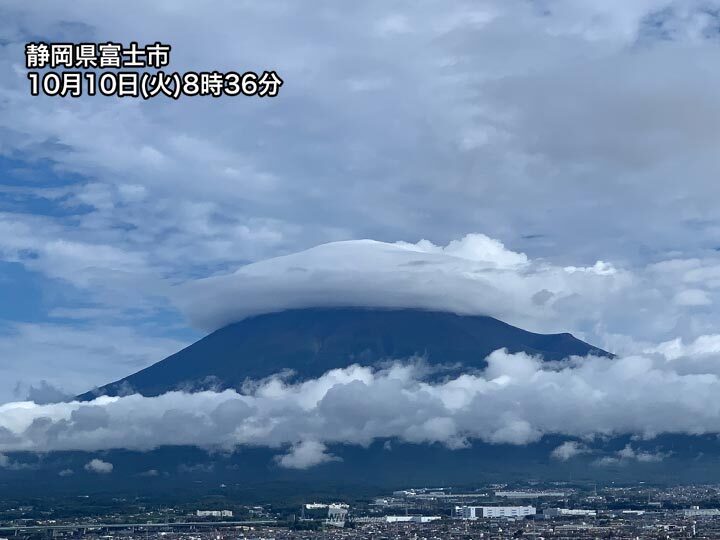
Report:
81,308,609,399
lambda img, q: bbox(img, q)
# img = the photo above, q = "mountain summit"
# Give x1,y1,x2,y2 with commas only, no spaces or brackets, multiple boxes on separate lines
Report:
82,308,609,399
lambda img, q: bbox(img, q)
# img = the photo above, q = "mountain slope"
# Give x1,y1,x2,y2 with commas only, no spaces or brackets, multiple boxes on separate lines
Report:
81,308,609,399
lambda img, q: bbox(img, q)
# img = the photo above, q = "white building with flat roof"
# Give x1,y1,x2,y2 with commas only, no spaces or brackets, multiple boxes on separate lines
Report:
384,516,442,523
454,506,536,520
544,508,596,517
326,504,348,527
683,506,720,517
302,502,349,526
196,510,233,517
496,491,568,498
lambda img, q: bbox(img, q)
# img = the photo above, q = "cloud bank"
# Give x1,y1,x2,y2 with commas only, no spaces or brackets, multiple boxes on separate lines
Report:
3,341,720,467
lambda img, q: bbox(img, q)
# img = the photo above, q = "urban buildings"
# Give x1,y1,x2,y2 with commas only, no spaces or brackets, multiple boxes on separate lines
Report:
453,505,536,519
195,510,233,518
543,508,596,517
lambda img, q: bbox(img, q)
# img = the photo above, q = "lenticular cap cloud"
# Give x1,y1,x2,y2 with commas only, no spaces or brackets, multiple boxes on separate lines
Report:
176,233,627,333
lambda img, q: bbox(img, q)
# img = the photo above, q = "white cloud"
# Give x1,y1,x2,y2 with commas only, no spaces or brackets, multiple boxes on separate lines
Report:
275,441,340,469
176,234,631,335
551,441,590,461
595,444,669,466
84,458,113,474
0,345,719,466
617,443,667,463
648,334,720,361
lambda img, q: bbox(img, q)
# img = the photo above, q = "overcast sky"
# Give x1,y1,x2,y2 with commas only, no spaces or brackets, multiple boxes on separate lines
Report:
3,0,720,406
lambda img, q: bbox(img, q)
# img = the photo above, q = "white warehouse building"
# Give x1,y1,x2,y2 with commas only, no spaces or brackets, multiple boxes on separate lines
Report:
543,508,596,517
454,506,536,520
683,506,720,517
196,510,233,517
384,516,442,523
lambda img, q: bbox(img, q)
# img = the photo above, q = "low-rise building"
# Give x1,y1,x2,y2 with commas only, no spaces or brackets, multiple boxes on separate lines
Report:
301,502,350,527
683,506,720,517
326,504,349,527
496,491,568,499
454,506,536,520
543,508,596,517
195,510,233,518
384,516,442,523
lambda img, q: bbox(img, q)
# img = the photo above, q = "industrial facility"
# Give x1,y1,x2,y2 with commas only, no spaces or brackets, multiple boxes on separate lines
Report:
453,506,536,520
543,508,596,517
195,510,233,518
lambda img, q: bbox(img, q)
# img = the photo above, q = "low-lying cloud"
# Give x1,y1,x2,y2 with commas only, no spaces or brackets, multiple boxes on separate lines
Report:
3,341,720,468
84,458,113,474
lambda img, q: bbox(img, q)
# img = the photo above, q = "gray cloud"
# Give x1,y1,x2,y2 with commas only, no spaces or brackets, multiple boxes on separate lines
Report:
0,453,33,470
23,381,72,405
1,1,720,298
84,458,113,474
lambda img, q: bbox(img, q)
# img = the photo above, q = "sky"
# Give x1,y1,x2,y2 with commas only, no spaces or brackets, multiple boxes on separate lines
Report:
3,1,720,466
